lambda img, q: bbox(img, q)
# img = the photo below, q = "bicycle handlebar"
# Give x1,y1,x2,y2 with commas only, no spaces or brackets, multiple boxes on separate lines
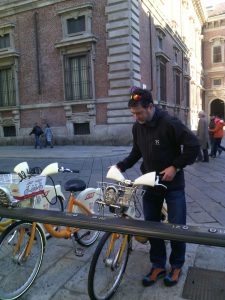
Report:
58,166,79,174
120,173,167,189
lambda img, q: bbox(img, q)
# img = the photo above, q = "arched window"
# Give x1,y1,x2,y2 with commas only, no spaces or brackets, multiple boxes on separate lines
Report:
210,99,225,119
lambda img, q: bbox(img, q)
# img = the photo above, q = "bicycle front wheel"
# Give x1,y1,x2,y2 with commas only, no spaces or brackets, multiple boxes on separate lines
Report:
0,221,45,300
88,232,131,300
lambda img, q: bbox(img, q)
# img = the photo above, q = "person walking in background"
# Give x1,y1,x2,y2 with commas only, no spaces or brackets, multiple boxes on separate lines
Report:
208,114,216,157
29,123,43,149
196,111,209,162
209,118,225,158
44,124,53,148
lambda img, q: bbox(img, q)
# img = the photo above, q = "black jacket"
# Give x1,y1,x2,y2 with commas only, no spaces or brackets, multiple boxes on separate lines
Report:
29,126,43,137
117,108,200,191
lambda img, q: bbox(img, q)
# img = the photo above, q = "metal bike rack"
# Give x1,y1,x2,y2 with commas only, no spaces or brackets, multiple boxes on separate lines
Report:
0,206,225,247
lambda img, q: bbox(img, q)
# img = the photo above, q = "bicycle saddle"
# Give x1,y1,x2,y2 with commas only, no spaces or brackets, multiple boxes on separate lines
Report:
64,179,86,192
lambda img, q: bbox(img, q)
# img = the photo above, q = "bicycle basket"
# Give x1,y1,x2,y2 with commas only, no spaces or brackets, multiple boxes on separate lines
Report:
10,175,46,201
97,182,136,208
0,173,20,187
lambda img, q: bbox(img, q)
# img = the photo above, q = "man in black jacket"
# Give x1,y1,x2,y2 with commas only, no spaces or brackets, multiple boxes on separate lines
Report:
117,88,199,287
29,123,44,149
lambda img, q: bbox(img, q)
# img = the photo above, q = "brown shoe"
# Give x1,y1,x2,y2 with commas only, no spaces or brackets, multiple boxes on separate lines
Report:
142,268,166,287
164,268,182,286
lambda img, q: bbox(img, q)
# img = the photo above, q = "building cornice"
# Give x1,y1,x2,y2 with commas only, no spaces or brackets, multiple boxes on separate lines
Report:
207,14,225,22
55,34,97,49
192,0,207,24
0,50,19,60
0,0,68,18
57,3,93,15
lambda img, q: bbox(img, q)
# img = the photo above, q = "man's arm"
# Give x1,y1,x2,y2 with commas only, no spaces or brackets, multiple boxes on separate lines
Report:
29,128,34,136
117,126,142,172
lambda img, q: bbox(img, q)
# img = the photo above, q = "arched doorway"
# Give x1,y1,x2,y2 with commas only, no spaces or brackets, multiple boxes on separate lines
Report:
210,99,225,119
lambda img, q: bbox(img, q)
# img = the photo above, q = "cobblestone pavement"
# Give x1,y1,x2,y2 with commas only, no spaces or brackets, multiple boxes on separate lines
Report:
0,145,225,300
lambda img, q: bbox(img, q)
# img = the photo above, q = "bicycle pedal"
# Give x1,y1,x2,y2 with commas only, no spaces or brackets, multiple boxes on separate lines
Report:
74,247,84,257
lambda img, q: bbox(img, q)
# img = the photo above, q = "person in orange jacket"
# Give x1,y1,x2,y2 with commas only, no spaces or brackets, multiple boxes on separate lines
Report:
209,118,225,158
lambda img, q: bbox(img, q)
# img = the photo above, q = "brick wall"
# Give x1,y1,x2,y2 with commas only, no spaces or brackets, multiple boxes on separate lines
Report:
0,0,109,141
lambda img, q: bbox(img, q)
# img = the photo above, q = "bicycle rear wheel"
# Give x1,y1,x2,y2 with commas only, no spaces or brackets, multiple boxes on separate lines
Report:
75,228,100,246
0,221,45,300
74,203,100,246
88,232,131,300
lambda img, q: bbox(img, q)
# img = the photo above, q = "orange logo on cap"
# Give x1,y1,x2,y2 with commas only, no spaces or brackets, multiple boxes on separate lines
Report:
132,94,141,101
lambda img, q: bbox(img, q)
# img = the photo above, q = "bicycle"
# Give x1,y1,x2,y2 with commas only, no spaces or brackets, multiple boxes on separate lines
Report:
88,165,167,300
0,162,102,300
0,162,65,234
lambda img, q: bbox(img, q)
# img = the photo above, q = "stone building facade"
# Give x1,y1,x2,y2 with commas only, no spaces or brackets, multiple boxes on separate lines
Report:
202,3,225,120
0,0,206,145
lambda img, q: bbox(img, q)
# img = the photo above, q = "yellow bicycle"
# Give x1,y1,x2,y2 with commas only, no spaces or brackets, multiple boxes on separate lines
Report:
88,166,167,300
0,163,102,300
0,162,65,234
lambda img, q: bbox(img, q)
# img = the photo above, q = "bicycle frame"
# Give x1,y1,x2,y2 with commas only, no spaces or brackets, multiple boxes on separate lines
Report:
43,192,92,238
0,184,65,233
106,233,129,265
12,192,94,258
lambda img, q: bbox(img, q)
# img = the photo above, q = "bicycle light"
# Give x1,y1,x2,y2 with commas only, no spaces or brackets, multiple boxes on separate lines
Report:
104,186,118,205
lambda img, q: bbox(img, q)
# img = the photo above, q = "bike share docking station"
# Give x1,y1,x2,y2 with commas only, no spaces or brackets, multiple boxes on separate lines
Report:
0,206,225,248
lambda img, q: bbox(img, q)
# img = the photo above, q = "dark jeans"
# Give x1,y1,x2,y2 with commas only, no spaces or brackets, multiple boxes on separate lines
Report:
213,138,225,156
143,189,186,269
198,148,209,162
35,135,42,149
209,136,215,156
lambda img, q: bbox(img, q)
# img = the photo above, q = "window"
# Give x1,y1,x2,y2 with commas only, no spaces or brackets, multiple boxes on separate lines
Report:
184,78,190,107
213,46,222,63
184,60,188,72
0,34,10,50
159,61,166,102
64,55,92,101
156,53,169,103
0,68,16,107
174,51,178,63
73,122,90,135
174,70,181,105
158,36,163,50
155,25,166,51
3,126,16,137
173,46,180,63
67,16,85,35
58,4,93,39
213,79,222,86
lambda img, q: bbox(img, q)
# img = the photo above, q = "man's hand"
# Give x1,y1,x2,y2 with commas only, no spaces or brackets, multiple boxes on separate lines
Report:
160,166,177,182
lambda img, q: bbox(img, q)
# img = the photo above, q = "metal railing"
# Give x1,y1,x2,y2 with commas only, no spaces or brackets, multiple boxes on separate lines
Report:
0,206,225,247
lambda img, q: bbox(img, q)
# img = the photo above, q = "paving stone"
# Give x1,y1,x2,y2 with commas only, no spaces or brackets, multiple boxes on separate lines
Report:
194,245,225,272
51,289,89,300
64,261,90,294
20,257,85,300
190,211,216,224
